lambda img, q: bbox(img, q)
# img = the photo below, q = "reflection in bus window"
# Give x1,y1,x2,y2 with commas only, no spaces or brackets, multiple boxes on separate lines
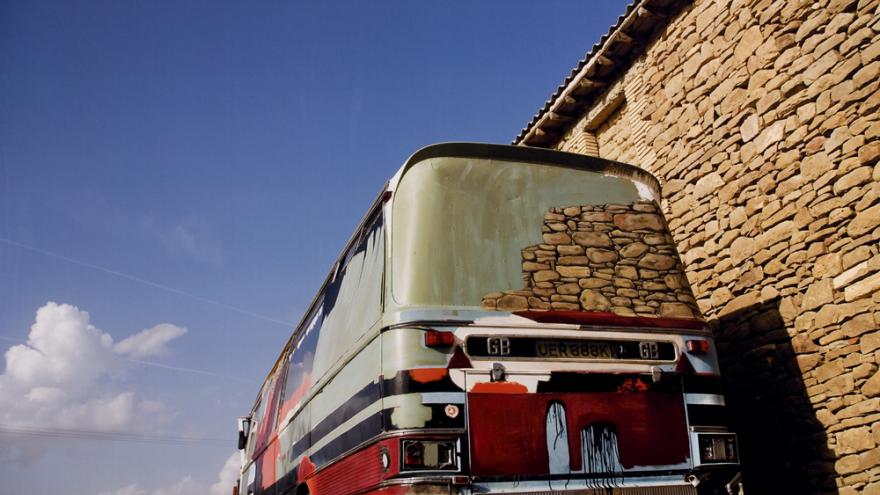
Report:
279,306,322,419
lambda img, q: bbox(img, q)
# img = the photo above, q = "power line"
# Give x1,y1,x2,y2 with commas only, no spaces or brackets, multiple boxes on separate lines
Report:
0,424,231,447
0,237,295,328
121,357,257,383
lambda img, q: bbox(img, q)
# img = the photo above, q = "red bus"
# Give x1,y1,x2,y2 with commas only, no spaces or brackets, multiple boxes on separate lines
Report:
235,143,742,495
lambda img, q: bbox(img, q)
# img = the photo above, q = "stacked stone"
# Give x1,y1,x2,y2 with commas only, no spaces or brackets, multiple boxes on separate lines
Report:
548,0,880,491
480,201,701,319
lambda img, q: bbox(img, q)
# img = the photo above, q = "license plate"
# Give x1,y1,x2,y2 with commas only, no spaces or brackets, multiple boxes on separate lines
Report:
535,340,617,359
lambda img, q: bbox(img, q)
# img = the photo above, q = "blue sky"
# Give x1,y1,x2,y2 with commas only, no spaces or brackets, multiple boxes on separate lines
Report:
0,1,629,493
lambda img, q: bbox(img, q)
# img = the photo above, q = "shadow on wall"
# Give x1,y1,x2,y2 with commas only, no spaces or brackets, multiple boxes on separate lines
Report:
711,298,838,495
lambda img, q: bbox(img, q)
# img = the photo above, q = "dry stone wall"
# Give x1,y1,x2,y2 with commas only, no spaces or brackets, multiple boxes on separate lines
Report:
548,0,880,492
480,201,701,320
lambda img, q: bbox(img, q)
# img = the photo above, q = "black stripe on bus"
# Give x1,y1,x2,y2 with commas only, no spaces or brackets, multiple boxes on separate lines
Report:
682,374,723,394
310,411,384,467
311,381,382,442
284,380,381,463
381,369,463,396
271,464,298,495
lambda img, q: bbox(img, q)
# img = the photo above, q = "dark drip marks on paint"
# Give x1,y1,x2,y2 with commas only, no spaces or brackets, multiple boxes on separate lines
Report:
582,423,624,492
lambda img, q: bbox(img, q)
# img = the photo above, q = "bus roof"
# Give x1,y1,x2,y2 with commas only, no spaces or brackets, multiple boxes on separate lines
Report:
390,142,661,197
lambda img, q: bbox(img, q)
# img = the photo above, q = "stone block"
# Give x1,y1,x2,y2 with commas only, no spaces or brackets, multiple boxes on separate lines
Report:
613,213,665,232
836,454,861,474
842,313,876,338
615,265,638,280
581,211,612,222
837,426,876,454
814,253,844,279
586,248,618,264
860,142,880,166
836,398,879,419
693,173,724,198
720,291,761,317
803,50,841,84
572,232,613,247
637,253,677,271
620,242,649,258
562,206,582,217
834,257,880,289
558,255,589,265
797,354,821,373
802,279,834,311
557,245,584,256
833,167,873,195
579,289,610,311
557,283,581,296
543,232,572,245
533,270,560,283
800,152,834,179
579,278,610,289
522,261,550,272
826,373,856,396
497,294,528,311
863,370,880,398
556,266,589,278
862,332,880,354
845,271,880,301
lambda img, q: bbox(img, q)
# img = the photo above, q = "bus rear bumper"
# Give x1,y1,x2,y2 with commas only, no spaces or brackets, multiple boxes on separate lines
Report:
365,470,743,495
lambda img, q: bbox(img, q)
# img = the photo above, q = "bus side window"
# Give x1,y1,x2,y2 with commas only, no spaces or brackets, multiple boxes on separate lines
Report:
311,212,384,380
279,304,323,420
253,370,284,453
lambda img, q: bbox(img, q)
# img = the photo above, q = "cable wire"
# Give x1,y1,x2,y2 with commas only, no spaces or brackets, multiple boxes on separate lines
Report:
0,237,295,327
0,424,230,447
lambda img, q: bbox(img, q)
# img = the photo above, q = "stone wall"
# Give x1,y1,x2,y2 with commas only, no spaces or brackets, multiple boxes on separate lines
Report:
546,0,880,492
480,201,701,319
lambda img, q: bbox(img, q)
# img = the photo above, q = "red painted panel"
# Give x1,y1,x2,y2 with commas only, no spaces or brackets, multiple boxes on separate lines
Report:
297,456,315,484
468,390,689,476
470,381,528,394
307,438,399,495
260,441,279,489
363,487,409,495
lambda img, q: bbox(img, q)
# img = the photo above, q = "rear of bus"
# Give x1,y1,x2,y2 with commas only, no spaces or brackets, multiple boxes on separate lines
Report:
380,144,742,494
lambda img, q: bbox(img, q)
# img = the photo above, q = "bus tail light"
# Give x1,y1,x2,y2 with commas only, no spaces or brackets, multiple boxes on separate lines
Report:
686,340,710,354
402,439,457,470
424,330,455,347
697,433,738,464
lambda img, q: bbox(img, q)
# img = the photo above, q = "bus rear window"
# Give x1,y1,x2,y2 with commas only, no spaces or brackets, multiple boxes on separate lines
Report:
391,157,701,321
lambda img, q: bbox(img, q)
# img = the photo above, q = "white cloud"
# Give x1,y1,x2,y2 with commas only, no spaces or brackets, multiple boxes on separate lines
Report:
0,302,183,434
142,215,224,267
115,323,187,359
98,452,240,495
4,302,118,392
210,452,241,495
98,477,206,495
